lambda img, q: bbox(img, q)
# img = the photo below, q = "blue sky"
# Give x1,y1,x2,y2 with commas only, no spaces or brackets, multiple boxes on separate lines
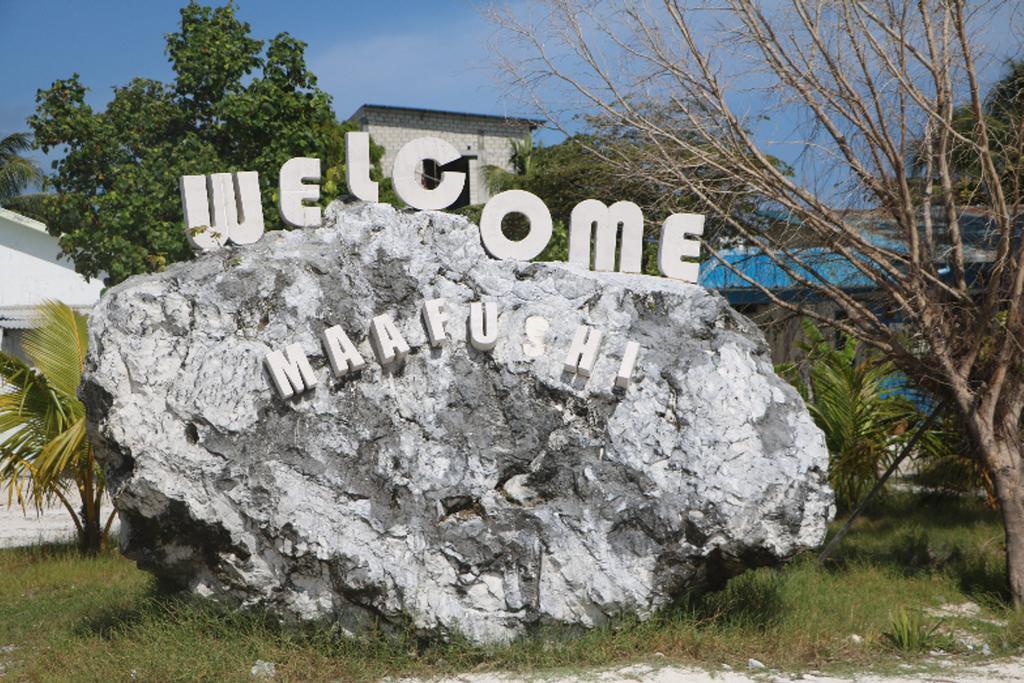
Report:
1,0,1021,201
0,0,521,165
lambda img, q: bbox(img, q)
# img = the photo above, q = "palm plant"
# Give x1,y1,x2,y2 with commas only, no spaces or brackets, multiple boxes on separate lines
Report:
778,321,922,510
483,131,537,195
0,301,113,552
0,132,43,204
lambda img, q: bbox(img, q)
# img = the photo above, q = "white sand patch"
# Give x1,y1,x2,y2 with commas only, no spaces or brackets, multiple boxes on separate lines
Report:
392,658,1024,682
0,499,119,548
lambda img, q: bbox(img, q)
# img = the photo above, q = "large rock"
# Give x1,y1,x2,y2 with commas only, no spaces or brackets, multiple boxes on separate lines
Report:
82,202,833,644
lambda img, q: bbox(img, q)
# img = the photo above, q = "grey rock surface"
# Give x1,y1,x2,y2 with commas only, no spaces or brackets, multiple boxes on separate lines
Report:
83,202,833,644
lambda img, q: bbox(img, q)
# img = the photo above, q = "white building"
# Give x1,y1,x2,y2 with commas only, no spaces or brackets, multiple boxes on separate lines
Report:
0,207,104,360
350,104,543,208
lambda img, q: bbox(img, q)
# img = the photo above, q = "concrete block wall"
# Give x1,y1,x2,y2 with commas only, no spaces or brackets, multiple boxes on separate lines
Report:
353,107,535,206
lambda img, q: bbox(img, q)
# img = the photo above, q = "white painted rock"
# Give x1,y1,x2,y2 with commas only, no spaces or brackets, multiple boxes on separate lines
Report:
83,202,834,644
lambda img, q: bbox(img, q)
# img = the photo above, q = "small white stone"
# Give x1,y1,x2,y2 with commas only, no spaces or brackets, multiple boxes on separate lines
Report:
747,658,766,670
250,660,276,679
502,474,539,504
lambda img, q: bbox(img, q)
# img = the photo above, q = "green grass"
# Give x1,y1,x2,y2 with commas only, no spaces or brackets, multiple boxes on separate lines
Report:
1,493,1022,682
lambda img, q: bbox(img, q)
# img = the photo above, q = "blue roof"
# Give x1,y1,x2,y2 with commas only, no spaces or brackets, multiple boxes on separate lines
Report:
699,247,878,292
699,208,1015,303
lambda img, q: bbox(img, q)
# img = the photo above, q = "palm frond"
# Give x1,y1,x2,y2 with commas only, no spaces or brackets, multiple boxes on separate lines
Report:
786,320,922,509
0,301,93,517
483,164,523,195
0,132,43,203
21,301,89,398
0,132,34,158
33,416,88,485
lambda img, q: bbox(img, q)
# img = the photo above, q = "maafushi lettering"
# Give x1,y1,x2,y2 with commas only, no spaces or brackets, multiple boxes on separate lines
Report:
262,302,642,400
264,342,318,399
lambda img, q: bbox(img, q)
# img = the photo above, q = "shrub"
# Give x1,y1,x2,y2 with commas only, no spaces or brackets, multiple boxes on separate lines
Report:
777,321,923,510
882,608,942,652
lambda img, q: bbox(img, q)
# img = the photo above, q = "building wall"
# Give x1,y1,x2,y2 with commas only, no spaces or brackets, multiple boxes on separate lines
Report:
0,210,104,310
0,209,104,368
354,108,533,206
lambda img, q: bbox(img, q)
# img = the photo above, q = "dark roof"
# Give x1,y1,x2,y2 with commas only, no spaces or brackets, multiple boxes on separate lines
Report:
350,104,544,129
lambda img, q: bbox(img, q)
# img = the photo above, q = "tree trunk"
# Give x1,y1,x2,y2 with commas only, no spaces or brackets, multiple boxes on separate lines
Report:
77,452,103,554
998,480,1024,607
79,508,102,553
972,416,1024,605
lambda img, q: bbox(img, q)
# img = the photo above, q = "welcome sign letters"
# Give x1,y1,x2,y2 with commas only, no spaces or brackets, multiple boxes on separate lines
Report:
179,133,705,401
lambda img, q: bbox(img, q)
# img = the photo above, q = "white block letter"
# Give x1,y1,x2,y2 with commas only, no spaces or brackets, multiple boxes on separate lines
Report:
563,325,603,378
568,199,643,273
392,137,465,210
469,301,498,351
279,157,322,228
479,190,552,261
321,325,366,377
345,131,379,202
264,343,318,399
658,213,704,283
422,298,449,348
180,171,265,251
369,314,411,366
180,175,227,252
211,171,265,245
615,341,641,388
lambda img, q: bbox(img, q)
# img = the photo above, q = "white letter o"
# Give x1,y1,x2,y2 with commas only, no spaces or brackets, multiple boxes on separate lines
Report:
479,190,552,261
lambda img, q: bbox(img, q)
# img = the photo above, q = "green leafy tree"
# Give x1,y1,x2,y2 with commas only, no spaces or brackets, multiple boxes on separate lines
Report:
27,2,387,285
0,302,113,552
0,132,42,204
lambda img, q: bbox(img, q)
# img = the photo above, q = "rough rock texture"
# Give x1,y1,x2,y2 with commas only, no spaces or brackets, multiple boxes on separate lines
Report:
83,202,834,644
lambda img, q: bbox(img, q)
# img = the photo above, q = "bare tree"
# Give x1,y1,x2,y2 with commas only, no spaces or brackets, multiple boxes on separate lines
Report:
490,0,1024,602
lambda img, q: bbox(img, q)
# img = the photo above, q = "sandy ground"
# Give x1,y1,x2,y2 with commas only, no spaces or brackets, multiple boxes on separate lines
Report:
0,499,118,548
393,659,1024,682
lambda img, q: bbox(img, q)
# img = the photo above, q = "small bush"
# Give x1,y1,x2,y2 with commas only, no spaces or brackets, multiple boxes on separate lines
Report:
776,321,926,511
882,608,942,651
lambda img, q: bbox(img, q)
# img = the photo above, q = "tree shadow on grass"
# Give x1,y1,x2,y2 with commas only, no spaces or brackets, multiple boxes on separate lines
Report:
71,586,178,640
1,540,83,563
822,492,1010,605
678,567,785,631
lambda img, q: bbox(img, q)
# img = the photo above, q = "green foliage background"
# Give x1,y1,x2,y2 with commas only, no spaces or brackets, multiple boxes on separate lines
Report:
25,2,391,285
